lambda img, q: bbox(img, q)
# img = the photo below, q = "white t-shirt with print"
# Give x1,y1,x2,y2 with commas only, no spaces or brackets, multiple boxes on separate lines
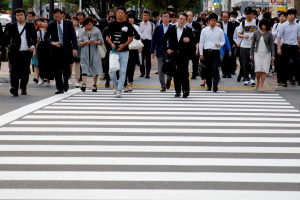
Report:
238,19,257,48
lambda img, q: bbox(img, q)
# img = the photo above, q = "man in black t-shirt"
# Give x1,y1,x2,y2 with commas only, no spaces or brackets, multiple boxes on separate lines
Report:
106,7,134,98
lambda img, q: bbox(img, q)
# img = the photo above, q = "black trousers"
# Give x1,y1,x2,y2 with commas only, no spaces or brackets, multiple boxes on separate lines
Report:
221,49,231,76
240,47,255,81
230,46,237,74
191,48,200,77
52,46,71,91
281,44,299,83
141,40,151,75
174,56,190,94
274,44,282,82
203,50,221,87
124,49,138,86
10,51,32,90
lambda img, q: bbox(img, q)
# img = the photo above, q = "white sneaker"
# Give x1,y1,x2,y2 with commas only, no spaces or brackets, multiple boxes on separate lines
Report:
243,81,249,86
250,80,256,86
116,91,122,98
75,82,80,88
45,82,51,87
113,86,117,95
68,79,73,85
38,79,46,85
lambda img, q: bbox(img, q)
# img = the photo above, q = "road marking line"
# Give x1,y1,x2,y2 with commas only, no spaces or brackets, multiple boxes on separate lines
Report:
34,110,300,117
43,106,299,112
1,145,300,153
52,103,294,109
0,157,299,166
1,135,299,143
75,93,279,96
0,190,298,200
1,127,299,134
0,172,299,182
0,89,80,127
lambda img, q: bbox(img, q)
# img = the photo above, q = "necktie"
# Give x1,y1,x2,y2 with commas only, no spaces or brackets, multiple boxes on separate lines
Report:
58,22,63,45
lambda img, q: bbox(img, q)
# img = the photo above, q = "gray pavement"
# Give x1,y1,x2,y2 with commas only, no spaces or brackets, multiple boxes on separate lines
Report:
0,61,300,199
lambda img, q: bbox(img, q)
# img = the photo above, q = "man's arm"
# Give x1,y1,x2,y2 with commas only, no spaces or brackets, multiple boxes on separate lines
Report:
44,23,53,45
69,21,78,50
30,23,37,47
150,26,159,54
199,29,205,56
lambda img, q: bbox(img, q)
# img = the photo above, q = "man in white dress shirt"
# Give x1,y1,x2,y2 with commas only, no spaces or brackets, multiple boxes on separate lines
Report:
199,13,225,92
139,11,155,78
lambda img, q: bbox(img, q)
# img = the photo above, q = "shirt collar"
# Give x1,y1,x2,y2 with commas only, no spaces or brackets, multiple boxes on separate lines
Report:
18,22,26,26
176,24,186,29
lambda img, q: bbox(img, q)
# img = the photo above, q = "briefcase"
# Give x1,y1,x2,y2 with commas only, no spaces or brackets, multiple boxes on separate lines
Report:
198,61,207,78
162,53,177,77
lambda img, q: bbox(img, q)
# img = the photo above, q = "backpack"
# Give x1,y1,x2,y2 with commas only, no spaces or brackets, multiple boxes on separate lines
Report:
139,21,155,35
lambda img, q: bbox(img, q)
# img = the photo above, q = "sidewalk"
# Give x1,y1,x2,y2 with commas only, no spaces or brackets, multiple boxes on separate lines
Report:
1,59,298,91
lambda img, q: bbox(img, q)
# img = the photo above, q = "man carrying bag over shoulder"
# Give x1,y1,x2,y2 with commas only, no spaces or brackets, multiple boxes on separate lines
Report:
162,12,196,98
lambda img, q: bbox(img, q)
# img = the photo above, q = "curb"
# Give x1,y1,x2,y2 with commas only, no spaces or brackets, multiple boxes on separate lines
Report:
274,86,300,91
0,77,10,83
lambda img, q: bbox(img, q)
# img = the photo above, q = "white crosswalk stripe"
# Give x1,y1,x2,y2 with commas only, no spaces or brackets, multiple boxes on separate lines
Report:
0,89,299,199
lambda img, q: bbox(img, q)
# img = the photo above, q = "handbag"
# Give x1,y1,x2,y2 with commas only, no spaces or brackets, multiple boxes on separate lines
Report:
129,38,144,50
109,48,120,71
198,61,207,78
234,47,240,57
162,53,177,77
98,43,107,58
249,60,255,71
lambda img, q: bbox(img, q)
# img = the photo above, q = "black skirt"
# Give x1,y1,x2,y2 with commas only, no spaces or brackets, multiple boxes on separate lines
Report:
38,41,54,80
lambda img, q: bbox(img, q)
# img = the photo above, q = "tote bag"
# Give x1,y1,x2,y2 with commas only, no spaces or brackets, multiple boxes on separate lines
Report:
129,39,144,50
98,44,107,58
109,48,120,71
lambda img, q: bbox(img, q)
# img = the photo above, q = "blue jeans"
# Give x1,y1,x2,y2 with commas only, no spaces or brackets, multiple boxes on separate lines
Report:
109,51,129,92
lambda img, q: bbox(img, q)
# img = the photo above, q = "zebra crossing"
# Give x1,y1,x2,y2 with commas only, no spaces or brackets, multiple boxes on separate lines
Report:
0,89,300,199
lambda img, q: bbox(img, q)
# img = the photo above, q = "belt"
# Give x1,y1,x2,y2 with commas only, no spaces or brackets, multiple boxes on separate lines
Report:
204,49,220,51
282,44,298,47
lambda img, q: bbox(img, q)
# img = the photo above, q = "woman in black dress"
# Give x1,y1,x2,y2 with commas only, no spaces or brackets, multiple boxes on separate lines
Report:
37,18,54,87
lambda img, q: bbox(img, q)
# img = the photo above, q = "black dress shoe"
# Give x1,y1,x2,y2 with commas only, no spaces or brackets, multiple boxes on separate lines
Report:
64,85,69,92
227,74,232,78
55,90,64,94
183,91,189,98
105,82,110,88
166,80,171,89
155,72,159,74
213,86,218,92
33,78,38,83
21,89,27,95
237,77,241,82
10,88,18,96
291,80,296,85
175,93,181,97
191,75,196,79
139,74,145,77
206,87,211,91
145,75,150,79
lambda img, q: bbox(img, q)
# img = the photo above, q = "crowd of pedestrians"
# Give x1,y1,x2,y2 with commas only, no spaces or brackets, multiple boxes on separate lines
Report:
1,6,300,98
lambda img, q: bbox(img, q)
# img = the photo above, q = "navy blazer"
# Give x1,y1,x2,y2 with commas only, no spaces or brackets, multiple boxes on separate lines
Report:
44,19,78,60
1,22,37,54
151,23,173,58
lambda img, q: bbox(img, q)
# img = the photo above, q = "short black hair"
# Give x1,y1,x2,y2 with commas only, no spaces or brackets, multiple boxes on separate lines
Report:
259,19,270,31
27,11,35,17
229,11,238,17
263,12,271,19
116,7,126,13
178,12,187,20
143,10,150,16
221,11,229,17
76,12,86,18
152,11,160,18
161,11,170,17
108,15,117,21
127,13,135,19
186,11,194,15
233,6,240,11
279,12,286,17
208,13,218,21
170,13,178,18
89,14,96,19
53,8,62,14
61,11,66,15
83,17,94,26
14,8,25,15
286,8,297,16
65,13,71,20
273,17,279,23
107,9,116,15
253,10,257,16
197,17,204,22
217,21,222,29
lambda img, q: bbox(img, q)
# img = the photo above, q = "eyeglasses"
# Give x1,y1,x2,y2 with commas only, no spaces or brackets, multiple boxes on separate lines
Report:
162,16,170,18
178,18,186,21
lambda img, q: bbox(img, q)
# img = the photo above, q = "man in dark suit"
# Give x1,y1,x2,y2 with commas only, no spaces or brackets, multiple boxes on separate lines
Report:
221,11,236,78
1,8,37,96
98,9,116,32
151,11,173,92
186,11,201,79
44,8,78,94
162,12,196,98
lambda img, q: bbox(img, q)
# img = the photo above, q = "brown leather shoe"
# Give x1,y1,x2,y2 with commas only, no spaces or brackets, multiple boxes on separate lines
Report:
160,87,166,92
166,80,171,89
